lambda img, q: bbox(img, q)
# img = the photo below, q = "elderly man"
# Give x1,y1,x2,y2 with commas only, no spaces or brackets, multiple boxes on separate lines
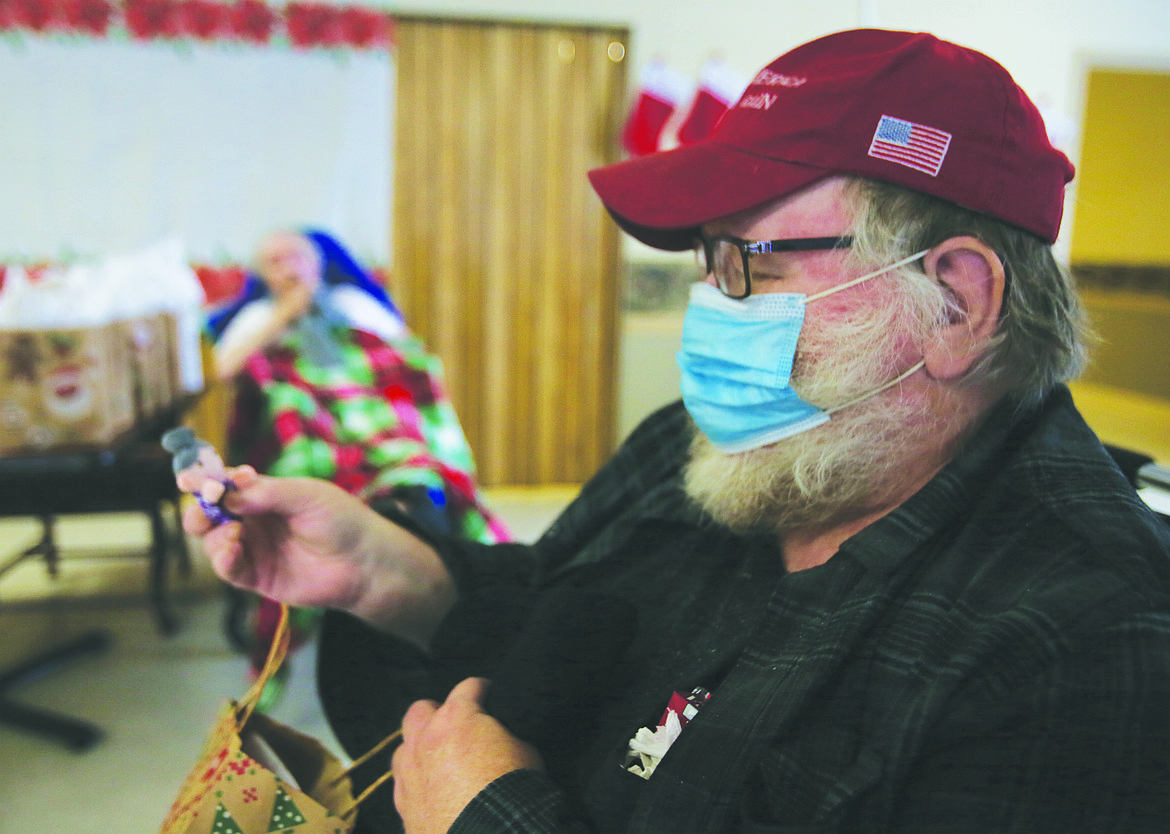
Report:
211,229,406,380
188,29,1170,834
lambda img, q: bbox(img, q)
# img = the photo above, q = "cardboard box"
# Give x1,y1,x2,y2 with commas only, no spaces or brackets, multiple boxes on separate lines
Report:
159,311,184,403
0,322,137,454
122,313,177,420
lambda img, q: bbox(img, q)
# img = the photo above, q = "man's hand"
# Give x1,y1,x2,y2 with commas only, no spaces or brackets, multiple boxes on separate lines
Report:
393,677,544,834
183,466,372,611
182,467,457,647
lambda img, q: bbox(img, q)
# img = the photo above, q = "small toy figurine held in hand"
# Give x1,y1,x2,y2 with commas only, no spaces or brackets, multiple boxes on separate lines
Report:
161,426,239,525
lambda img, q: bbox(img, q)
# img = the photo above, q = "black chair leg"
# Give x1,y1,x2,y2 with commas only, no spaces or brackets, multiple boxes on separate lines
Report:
0,629,112,751
147,505,180,636
0,697,105,751
169,498,192,577
20,515,59,577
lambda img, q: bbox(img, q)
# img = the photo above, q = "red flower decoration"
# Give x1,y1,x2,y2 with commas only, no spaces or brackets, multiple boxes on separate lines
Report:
284,1,341,49
337,5,390,49
193,263,248,306
8,0,61,32
177,0,229,39
123,0,181,39
229,0,274,44
61,0,113,34
0,0,394,48
25,262,54,282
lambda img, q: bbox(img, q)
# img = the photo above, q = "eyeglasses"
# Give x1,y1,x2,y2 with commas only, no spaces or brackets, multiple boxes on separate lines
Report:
695,232,854,299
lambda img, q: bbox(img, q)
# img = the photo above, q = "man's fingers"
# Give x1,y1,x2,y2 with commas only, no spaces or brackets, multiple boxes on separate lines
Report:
180,500,214,535
226,465,258,486
223,469,350,520
398,679,489,749
201,522,248,580
400,698,440,736
446,677,491,708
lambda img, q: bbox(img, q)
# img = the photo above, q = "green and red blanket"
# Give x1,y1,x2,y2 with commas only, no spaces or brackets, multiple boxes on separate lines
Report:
229,325,509,544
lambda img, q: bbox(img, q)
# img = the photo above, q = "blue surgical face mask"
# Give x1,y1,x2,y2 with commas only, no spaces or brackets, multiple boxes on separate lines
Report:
677,250,929,453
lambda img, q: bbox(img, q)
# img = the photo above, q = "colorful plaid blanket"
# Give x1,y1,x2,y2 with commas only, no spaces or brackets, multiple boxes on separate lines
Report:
228,325,509,544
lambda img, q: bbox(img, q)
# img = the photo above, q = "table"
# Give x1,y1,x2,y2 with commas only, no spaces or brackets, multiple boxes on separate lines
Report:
0,398,195,750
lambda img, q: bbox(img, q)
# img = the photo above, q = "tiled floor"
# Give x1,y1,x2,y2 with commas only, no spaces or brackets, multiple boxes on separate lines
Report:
0,486,574,834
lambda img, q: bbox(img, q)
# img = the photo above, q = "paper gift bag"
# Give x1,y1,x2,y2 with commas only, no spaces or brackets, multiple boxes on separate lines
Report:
160,604,397,834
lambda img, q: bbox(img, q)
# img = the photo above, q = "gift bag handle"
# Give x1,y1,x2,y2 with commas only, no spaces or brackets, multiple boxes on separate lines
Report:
336,726,402,814
235,600,294,728
245,603,402,819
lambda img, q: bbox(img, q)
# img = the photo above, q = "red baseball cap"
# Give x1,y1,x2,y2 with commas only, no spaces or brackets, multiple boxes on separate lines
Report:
588,29,1075,248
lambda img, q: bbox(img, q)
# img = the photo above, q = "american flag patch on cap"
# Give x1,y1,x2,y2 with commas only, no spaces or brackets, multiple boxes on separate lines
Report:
867,115,952,177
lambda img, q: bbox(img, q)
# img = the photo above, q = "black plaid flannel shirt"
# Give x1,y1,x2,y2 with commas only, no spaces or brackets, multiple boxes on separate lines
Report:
433,387,1170,833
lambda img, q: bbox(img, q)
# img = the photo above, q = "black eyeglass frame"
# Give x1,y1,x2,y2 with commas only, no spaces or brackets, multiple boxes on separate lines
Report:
696,233,854,299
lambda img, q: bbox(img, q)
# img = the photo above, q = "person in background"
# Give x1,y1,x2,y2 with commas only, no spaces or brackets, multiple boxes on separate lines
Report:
209,229,407,382
185,30,1170,834
207,229,507,708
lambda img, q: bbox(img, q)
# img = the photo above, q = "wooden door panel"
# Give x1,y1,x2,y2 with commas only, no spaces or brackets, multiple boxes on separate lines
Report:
392,17,628,485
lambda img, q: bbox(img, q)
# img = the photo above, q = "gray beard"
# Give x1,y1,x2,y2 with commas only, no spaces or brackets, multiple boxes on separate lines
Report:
682,390,942,534
681,277,955,535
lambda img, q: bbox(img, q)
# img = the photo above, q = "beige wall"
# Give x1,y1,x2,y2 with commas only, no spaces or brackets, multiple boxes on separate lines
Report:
617,312,684,441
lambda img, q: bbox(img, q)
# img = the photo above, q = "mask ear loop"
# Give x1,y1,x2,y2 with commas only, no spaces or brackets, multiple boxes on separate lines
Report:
805,249,931,302
806,248,932,416
825,359,926,415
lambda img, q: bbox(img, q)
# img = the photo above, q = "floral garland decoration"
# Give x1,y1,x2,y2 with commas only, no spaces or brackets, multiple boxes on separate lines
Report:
0,0,394,50
0,261,391,308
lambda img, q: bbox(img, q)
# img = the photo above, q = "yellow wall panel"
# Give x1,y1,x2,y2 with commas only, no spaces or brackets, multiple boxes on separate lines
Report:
1071,70,1170,265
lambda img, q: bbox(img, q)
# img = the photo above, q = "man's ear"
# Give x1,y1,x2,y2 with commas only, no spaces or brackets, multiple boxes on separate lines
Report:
922,236,1005,381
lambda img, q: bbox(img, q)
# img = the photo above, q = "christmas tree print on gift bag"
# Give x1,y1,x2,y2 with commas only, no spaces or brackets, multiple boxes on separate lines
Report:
159,604,399,834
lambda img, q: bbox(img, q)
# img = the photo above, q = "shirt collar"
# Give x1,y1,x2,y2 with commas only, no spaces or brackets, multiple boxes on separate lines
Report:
836,392,1039,576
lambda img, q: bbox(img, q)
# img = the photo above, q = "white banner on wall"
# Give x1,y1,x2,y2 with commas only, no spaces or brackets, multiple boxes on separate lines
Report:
0,37,393,266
